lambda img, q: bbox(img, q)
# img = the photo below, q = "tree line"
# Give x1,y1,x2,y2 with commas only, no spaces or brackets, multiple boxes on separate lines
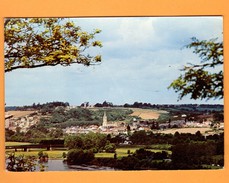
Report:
6,129,224,170
64,131,224,170
5,107,133,143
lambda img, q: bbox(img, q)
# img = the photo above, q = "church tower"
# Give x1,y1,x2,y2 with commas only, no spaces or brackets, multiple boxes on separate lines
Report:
102,111,108,127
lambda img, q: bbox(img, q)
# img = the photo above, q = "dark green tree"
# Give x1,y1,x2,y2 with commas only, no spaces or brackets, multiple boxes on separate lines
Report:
129,130,149,144
169,37,223,100
64,132,108,151
66,149,94,165
64,135,84,149
104,143,116,153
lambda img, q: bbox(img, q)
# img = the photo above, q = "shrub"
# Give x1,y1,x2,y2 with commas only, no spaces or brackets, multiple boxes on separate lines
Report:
38,151,49,163
62,152,67,158
67,149,94,165
105,143,116,153
6,153,37,172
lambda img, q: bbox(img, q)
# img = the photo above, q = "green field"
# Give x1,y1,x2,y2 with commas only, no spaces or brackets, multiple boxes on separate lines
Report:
6,150,68,159
5,142,172,159
6,146,171,159
5,142,33,146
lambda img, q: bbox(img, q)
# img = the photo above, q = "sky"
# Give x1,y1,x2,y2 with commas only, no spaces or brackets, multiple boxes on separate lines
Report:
5,17,223,106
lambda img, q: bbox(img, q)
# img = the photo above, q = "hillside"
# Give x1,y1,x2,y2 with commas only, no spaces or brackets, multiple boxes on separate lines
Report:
130,108,168,120
6,110,36,118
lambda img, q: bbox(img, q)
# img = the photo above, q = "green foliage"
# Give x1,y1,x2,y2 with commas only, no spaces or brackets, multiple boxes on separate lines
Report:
169,37,223,100
36,108,133,129
94,108,133,122
104,143,116,153
25,125,62,143
129,130,149,144
38,151,44,158
64,132,108,152
38,151,49,159
116,148,169,170
67,149,94,165
4,18,102,72
64,135,84,149
5,129,15,141
6,153,37,172
129,130,224,146
145,144,172,151
62,152,67,158
67,108,94,121
48,128,64,138
8,150,68,159
156,113,171,123
6,125,64,143
16,101,69,113
49,108,98,128
171,141,223,169
47,108,100,128
213,112,224,122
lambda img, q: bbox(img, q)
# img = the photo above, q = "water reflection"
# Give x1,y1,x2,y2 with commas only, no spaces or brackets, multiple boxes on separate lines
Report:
40,160,114,171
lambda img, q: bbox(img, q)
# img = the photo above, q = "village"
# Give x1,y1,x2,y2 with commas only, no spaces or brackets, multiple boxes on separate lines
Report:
5,105,224,136
3,16,225,173
5,103,224,171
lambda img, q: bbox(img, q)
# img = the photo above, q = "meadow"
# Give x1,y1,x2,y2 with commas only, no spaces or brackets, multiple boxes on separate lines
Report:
5,142,33,146
5,143,171,159
130,108,168,119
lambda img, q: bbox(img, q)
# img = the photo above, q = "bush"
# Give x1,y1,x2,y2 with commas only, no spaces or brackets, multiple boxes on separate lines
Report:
38,151,49,158
171,142,221,169
105,143,116,153
67,149,94,165
62,152,67,158
38,151,49,163
116,156,140,170
6,153,37,172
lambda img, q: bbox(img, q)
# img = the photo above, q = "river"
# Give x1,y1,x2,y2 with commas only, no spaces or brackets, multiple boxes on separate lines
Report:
38,160,115,171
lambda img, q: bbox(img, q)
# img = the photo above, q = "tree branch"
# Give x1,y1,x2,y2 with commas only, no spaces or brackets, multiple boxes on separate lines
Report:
5,63,51,72
4,19,10,27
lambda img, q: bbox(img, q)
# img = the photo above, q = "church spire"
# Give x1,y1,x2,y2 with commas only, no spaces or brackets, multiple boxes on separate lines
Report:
102,111,107,127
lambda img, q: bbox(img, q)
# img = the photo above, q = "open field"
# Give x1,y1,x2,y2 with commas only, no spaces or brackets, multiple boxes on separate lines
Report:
6,110,36,118
5,142,33,146
95,148,136,158
90,107,168,120
130,108,168,119
6,146,171,159
5,150,68,159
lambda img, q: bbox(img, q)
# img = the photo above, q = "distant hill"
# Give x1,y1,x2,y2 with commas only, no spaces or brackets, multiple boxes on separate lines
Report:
5,106,17,111
6,110,37,118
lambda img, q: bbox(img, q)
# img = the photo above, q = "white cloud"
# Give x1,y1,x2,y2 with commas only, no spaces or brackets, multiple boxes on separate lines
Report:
5,17,223,106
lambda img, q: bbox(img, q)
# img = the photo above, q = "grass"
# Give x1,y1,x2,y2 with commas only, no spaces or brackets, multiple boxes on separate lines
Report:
146,144,172,150
95,147,172,158
94,147,138,158
6,110,36,118
130,108,168,120
5,142,33,146
5,146,172,159
6,148,137,159
6,150,68,159
94,153,115,158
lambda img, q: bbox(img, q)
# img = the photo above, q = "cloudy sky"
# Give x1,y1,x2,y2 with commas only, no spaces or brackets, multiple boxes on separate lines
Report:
5,17,223,106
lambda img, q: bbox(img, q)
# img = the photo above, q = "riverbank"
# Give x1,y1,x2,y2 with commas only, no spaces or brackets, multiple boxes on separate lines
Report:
40,159,115,171
5,145,172,160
